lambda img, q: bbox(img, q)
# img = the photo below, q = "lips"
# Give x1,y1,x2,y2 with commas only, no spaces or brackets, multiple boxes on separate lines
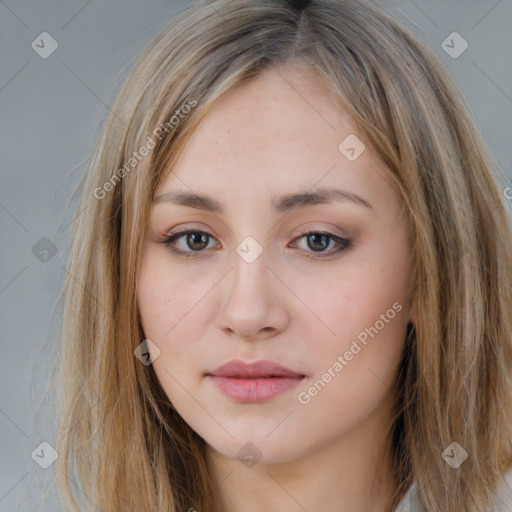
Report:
206,359,306,403
206,359,305,379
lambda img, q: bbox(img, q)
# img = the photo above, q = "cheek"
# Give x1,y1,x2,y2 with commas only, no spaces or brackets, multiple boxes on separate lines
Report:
340,229,411,328
138,247,196,320
136,251,202,356
340,250,411,384
294,254,410,348
296,237,411,382
295,282,408,433
137,248,239,393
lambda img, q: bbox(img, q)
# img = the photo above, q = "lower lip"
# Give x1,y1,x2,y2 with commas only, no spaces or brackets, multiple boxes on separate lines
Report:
208,375,304,403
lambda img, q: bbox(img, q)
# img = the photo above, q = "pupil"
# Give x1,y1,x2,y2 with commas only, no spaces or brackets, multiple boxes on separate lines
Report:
308,234,328,251
188,233,208,250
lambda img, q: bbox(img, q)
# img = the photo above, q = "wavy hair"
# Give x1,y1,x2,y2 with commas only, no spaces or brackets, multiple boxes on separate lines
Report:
47,0,512,510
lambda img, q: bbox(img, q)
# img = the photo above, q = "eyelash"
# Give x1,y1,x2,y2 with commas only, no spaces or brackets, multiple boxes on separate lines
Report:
158,228,353,260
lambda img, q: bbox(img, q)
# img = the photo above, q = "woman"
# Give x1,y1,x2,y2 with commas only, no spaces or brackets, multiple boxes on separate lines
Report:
49,0,512,510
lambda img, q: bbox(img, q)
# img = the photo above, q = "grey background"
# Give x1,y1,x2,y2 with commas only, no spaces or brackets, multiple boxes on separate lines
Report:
1,0,511,510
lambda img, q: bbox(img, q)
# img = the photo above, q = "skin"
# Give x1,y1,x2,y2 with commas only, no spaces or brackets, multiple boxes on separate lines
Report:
137,62,416,512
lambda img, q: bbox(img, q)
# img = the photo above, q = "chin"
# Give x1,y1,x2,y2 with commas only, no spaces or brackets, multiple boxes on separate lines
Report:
205,432,309,467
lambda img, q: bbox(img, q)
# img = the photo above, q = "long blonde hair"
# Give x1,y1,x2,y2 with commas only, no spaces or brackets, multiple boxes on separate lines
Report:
47,0,512,510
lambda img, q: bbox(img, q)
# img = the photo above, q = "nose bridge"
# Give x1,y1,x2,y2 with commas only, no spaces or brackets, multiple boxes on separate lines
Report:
215,232,287,339
228,234,272,304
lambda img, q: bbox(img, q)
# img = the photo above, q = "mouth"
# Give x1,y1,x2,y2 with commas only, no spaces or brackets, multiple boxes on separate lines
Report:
206,359,306,403
207,358,305,378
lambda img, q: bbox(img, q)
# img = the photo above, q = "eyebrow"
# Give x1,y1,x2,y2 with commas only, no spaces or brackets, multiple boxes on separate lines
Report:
153,186,373,214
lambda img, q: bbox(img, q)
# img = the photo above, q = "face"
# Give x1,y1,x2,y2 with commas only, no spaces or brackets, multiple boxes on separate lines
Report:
137,64,414,465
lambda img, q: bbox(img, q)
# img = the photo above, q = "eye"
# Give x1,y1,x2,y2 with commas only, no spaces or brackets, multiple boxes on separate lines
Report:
158,229,352,259
291,230,352,258
159,229,219,258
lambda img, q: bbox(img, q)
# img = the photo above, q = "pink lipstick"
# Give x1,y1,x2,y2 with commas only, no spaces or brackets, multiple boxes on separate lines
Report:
206,359,305,403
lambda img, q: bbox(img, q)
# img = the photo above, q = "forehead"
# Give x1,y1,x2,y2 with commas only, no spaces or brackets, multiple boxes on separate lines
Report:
176,66,352,162
155,66,396,214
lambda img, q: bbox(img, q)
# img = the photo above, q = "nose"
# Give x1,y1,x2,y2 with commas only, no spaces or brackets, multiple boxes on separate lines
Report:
214,246,289,341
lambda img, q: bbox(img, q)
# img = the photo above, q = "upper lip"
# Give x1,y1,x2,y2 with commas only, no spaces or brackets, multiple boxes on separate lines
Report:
206,359,305,378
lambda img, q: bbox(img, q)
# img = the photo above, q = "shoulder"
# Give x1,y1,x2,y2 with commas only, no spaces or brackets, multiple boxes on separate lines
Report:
394,481,423,512
395,469,512,512
492,468,512,512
